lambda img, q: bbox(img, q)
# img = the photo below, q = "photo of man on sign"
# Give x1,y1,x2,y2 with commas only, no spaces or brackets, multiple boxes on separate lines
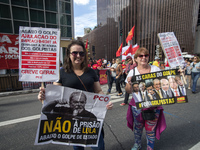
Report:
132,82,143,103
42,91,97,121
145,81,160,101
160,78,173,98
35,85,110,147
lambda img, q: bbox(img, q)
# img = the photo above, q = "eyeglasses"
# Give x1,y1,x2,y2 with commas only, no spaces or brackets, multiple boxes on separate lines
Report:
70,51,85,57
138,54,149,58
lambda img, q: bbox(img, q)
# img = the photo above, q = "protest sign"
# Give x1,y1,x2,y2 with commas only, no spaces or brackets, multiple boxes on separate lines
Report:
131,69,188,109
18,27,60,82
99,69,107,85
0,34,19,69
35,84,110,147
157,32,184,68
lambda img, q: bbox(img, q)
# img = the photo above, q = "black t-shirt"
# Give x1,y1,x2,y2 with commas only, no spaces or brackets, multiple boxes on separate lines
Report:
57,68,99,92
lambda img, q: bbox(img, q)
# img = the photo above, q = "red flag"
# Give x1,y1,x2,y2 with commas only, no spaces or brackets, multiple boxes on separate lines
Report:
126,26,135,43
122,44,132,56
131,45,139,55
116,42,123,57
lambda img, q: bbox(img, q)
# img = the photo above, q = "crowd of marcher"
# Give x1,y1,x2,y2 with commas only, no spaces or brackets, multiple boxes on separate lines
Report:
37,39,200,150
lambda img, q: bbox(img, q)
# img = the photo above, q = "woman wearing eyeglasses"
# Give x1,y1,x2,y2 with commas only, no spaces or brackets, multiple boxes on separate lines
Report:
38,40,113,150
190,56,200,94
125,47,166,150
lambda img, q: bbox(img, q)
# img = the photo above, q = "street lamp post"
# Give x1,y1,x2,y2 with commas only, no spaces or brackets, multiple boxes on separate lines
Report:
104,45,107,60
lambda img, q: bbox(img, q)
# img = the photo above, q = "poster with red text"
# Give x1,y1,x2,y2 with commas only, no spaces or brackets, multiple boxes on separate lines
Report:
19,27,60,82
157,32,184,68
0,34,19,69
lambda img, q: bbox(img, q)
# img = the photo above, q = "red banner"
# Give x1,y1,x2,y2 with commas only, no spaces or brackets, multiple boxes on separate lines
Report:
0,34,19,69
99,69,108,85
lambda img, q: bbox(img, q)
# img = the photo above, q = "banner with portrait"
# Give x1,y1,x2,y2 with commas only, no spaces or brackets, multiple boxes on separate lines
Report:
35,84,110,147
131,69,188,109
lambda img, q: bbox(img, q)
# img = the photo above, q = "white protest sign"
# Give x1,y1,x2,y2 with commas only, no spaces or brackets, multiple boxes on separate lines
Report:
35,84,110,147
158,32,184,68
19,27,60,82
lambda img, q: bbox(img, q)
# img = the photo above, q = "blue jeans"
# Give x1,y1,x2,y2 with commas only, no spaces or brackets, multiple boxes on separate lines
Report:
191,72,200,92
107,76,116,93
73,131,105,150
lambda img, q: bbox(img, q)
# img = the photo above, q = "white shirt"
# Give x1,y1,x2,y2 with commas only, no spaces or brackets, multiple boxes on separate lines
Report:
125,65,161,100
170,87,180,96
179,85,186,96
111,63,117,77
132,92,143,103
125,65,161,83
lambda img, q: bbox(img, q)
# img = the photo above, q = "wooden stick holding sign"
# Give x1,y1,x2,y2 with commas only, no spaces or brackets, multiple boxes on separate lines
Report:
41,82,45,104
179,66,187,84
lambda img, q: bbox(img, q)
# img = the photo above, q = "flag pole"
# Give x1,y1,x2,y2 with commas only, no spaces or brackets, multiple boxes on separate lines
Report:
179,66,187,84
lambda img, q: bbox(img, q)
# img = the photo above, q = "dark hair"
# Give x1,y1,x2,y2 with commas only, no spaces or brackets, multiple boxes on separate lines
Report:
132,81,139,86
188,60,192,63
63,40,89,72
145,82,153,88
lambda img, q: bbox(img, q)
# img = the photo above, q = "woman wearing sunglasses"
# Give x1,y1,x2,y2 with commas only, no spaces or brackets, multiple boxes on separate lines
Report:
125,47,166,150
38,40,113,150
190,56,200,94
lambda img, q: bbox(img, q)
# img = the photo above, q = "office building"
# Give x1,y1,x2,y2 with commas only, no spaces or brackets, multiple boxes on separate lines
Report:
0,0,74,64
82,0,200,61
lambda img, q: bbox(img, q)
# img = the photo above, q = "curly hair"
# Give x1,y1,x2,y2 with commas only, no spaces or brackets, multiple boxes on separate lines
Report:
193,56,200,63
63,40,89,72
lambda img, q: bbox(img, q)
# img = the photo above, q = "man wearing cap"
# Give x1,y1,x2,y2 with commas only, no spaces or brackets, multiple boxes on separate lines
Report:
120,56,137,106
152,56,160,67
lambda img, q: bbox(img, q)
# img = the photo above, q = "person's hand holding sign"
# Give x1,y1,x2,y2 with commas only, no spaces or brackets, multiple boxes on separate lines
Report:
106,101,113,110
125,76,133,94
38,87,45,102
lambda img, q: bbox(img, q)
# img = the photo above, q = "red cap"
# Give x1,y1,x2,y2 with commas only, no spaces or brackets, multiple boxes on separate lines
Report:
126,56,132,61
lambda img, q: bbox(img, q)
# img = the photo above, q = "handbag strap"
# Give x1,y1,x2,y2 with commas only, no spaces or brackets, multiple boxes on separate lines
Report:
75,73,88,91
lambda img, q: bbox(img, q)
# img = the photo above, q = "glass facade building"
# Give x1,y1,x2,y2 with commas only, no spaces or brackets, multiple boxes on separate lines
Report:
0,0,74,39
82,0,199,61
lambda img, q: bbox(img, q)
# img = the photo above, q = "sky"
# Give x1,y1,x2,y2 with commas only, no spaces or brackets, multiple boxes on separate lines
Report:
74,0,97,38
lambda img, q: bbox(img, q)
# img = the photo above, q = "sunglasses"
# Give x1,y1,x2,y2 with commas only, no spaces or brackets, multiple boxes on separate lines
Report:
70,51,85,57
138,54,149,58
